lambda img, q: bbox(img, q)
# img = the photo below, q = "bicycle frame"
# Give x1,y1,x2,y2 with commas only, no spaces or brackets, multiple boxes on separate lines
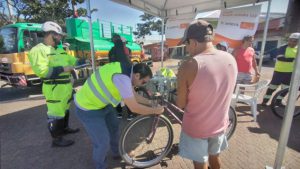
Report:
146,96,183,144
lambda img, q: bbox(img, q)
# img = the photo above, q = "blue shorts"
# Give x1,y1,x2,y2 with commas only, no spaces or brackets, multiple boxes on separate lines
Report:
179,131,228,163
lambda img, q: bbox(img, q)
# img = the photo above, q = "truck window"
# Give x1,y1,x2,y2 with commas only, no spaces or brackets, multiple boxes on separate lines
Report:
0,27,18,54
23,30,44,51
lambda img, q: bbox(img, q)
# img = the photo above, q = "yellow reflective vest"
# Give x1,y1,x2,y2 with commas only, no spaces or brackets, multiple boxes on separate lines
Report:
75,62,129,110
274,46,298,73
29,43,77,80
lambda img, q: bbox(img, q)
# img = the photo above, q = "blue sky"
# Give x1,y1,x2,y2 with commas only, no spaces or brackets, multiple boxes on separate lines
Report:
80,0,289,29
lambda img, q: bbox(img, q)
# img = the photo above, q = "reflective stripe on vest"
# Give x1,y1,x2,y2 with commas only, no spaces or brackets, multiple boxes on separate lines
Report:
87,77,109,104
94,69,119,105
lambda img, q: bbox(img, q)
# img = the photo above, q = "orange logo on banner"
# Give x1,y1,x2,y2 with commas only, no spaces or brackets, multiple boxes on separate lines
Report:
213,33,242,49
240,22,255,30
180,23,189,29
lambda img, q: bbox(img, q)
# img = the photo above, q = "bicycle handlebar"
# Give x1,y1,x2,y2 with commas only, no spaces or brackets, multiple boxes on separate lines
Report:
74,63,91,70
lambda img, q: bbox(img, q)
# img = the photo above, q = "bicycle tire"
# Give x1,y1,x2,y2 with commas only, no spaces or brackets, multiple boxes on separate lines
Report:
226,106,237,140
271,88,300,119
119,114,174,168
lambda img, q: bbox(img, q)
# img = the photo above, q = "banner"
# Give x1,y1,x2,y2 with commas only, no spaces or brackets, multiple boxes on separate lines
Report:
214,5,261,49
165,14,196,47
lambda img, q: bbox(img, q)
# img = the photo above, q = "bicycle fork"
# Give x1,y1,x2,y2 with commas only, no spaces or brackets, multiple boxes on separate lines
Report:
146,115,161,144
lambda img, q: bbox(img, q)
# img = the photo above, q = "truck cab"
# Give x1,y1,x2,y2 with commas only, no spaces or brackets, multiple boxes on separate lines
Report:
0,23,43,87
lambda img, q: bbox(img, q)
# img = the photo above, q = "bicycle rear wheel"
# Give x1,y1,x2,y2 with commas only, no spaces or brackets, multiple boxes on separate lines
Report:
119,114,174,168
271,88,300,119
225,106,237,140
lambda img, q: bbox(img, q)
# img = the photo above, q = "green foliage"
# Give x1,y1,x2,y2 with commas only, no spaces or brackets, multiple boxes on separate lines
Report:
134,13,164,38
0,0,97,27
0,1,10,26
0,35,3,49
19,0,86,25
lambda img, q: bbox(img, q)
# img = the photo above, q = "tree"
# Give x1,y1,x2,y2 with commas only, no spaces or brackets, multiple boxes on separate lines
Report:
0,1,10,26
2,0,97,26
134,13,165,38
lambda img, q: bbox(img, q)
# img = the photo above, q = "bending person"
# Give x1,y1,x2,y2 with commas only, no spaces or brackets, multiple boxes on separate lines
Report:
74,62,164,169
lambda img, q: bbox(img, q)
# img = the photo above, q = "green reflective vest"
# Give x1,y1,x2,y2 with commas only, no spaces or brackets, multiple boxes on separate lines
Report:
274,47,298,72
75,62,124,110
160,68,176,78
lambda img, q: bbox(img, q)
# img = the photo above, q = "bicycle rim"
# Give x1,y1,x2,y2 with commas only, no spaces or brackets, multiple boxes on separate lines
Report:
119,115,174,168
226,107,237,140
271,88,300,119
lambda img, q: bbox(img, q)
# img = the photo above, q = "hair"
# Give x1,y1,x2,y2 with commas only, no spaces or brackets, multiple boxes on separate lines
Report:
133,63,153,79
242,35,254,43
110,38,131,65
112,33,121,43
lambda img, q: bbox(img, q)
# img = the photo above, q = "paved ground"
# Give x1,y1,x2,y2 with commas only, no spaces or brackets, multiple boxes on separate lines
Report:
0,60,299,169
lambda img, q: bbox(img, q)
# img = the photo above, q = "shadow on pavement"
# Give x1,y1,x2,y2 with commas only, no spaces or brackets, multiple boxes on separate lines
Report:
0,86,42,102
0,103,130,169
237,104,300,152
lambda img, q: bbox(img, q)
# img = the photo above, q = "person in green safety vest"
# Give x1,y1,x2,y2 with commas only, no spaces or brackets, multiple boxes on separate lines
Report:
262,32,300,106
29,21,83,147
74,62,164,169
160,67,176,78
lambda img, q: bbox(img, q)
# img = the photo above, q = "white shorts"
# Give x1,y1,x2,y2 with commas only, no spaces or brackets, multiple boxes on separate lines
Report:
179,131,228,163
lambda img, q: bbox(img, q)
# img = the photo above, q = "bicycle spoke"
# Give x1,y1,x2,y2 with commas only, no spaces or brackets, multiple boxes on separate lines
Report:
119,115,174,168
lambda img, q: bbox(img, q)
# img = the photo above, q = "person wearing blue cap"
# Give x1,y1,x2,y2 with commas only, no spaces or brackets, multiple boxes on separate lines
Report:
216,41,229,52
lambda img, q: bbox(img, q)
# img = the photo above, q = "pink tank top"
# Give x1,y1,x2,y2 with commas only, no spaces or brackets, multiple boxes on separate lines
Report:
182,50,237,138
235,47,255,73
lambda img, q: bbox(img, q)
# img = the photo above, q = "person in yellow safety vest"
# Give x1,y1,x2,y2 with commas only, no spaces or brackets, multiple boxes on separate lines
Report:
74,62,164,169
29,21,82,147
262,32,300,106
160,67,176,78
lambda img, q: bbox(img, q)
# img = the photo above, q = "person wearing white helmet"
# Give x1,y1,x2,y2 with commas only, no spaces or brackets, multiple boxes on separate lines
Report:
262,32,300,106
28,21,81,147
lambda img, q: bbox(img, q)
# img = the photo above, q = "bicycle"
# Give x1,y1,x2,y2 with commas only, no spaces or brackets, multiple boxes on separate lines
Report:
119,75,237,168
270,87,300,119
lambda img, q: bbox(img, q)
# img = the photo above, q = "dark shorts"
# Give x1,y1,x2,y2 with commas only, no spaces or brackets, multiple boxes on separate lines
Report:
270,71,292,86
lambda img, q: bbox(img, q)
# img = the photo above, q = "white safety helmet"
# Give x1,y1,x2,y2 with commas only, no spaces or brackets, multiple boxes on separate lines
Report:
289,32,300,39
42,21,66,36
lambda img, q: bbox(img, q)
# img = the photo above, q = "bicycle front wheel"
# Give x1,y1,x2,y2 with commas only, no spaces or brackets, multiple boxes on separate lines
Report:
226,106,237,140
119,114,174,168
271,88,300,119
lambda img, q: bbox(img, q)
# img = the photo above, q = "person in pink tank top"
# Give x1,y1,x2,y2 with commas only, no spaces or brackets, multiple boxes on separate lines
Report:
232,35,260,84
176,19,237,169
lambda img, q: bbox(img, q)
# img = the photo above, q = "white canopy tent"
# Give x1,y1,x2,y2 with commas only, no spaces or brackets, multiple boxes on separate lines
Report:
109,1,300,169
111,0,270,68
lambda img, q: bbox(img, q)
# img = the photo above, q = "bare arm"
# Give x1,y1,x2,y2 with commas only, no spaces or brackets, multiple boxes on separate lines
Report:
123,97,164,115
133,87,152,106
252,53,260,76
176,59,197,109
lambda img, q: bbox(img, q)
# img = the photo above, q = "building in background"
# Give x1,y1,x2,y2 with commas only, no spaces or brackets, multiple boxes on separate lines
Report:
143,42,169,62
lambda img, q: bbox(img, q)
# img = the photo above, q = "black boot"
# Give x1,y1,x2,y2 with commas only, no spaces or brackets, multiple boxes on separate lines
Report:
64,127,80,134
52,137,74,147
63,110,80,135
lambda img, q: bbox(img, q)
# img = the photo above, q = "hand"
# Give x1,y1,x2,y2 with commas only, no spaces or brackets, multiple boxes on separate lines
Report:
153,106,164,115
